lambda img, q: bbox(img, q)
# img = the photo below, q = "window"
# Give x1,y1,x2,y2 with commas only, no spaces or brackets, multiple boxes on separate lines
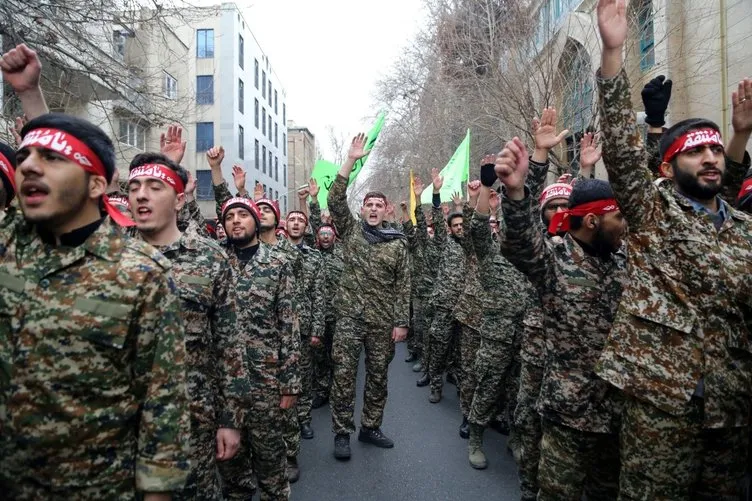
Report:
262,71,266,99
274,190,278,200
163,72,177,100
262,145,267,173
118,119,145,150
196,170,214,201
274,156,278,181
269,151,272,174
254,99,259,128
197,29,214,58
262,184,267,196
262,108,267,135
268,82,273,106
238,125,245,159
283,103,286,123
113,31,126,59
638,0,655,71
255,139,260,170
254,59,259,88
196,75,214,104
274,123,278,148
268,116,272,141
283,164,287,186
274,90,278,114
283,133,287,155
238,79,244,114
196,122,214,151
238,35,244,69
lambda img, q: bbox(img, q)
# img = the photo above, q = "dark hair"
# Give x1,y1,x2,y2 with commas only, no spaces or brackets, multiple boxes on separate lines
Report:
659,118,721,161
447,212,463,226
0,141,17,207
129,152,189,187
568,179,615,231
21,113,116,182
363,191,387,204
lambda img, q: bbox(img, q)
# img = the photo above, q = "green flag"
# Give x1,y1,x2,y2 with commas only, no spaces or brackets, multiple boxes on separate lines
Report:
420,129,471,205
311,159,341,209
349,111,386,183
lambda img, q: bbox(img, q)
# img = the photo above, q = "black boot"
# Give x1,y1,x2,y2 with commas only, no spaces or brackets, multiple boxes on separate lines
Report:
300,423,314,440
446,372,458,385
358,427,394,448
416,373,430,387
459,416,470,439
286,456,300,483
312,394,329,409
404,352,417,363
429,389,442,404
489,419,510,436
334,434,351,460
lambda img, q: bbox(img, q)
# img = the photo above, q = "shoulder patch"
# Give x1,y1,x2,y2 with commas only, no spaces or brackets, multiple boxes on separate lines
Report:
124,239,172,270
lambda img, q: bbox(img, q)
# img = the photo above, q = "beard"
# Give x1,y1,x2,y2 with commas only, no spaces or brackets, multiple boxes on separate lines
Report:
592,224,621,256
674,165,723,201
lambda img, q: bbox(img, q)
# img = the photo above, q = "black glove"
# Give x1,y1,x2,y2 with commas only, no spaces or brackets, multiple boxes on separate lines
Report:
641,75,672,127
480,163,496,187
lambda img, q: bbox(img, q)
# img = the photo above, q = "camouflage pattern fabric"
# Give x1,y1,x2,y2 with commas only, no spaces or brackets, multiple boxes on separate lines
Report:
326,174,409,435
428,307,460,393
312,319,336,399
178,198,209,237
537,419,619,501
149,227,240,501
402,218,424,357
514,359,545,501
596,68,752,499
458,324,480,418
0,216,190,498
619,395,749,500
218,242,299,501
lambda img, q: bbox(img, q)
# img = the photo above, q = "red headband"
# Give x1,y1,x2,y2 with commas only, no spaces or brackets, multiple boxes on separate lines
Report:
663,128,724,164
287,210,308,224
108,195,131,210
548,198,619,234
0,151,16,194
128,163,185,194
221,197,260,219
738,178,752,202
19,128,134,226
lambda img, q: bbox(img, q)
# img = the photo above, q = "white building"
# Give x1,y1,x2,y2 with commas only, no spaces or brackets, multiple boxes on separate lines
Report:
177,2,289,216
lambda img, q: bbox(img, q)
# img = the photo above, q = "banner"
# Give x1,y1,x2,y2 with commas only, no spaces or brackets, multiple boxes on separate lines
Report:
310,159,340,209
420,129,471,205
349,111,386,182
409,169,417,225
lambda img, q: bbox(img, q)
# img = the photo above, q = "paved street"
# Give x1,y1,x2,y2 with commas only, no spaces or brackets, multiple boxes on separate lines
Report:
290,342,521,501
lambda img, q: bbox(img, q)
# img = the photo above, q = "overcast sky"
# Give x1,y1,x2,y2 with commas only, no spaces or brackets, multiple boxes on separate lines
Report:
240,0,425,159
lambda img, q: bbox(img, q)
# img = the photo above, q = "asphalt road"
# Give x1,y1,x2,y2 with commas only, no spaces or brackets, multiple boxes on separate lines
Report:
289,342,521,501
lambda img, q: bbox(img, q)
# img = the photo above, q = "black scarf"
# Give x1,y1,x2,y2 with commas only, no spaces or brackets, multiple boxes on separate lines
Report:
361,221,405,244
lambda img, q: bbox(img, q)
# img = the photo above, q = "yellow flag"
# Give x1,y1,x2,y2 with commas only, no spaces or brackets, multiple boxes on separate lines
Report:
409,169,417,225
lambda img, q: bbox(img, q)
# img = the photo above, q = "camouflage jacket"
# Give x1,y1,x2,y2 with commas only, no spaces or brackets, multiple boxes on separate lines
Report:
502,193,628,433
328,174,411,328
430,205,466,311
150,227,242,430
595,68,752,428
415,206,441,298
453,203,483,330
318,244,345,323
0,216,190,492
178,198,209,238
471,210,536,341
291,243,326,340
402,218,424,299
226,242,301,397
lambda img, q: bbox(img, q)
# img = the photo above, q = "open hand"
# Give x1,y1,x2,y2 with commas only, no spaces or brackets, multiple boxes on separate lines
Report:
533,107,569,151
160,124,187,164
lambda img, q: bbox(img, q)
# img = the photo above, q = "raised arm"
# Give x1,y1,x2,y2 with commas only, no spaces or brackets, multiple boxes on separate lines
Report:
723,79,752,203
178,172,209,236
473,156,500,261
430,168,447,247
578,132,602,181
596,0,655,231
0,44,49,119
329,134,369,238
206,146,233,219
413,176,429,248
641,75,672,178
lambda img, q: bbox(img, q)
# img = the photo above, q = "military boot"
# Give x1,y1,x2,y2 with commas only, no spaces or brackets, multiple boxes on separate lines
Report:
459,416,469,439
286,456,300,483
468,424,488,470
412,361,423,372
416,373,430,387
334,434,351,460
429,388,442,403
358,427,394,448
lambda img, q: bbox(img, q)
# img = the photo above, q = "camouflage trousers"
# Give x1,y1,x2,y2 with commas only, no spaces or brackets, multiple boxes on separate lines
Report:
331,316,396,435
421,301,435,374
283,342,313,458
504,334,523,455
0,478,135,501
174,420,221,501
619,395,749,501
312,319,336,399
408,295,426,358
218,389,289,501
538,419,620,501
468,336,516,428
458,325,481,418
428,307,461,393
513,359,544,501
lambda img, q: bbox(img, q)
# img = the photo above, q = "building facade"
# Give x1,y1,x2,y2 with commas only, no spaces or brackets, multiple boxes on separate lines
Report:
286,122,316,212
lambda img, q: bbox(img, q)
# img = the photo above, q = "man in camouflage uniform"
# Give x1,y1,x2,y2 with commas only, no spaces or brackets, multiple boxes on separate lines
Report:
307,181,345,407
399,200,425,367
281,208,326,482
0,112,191,499
213,193,300,501
427,171,467,405
127,152,242,500
498,133,629,500
594,3,752,498
329,133,410,460
464,155,537,471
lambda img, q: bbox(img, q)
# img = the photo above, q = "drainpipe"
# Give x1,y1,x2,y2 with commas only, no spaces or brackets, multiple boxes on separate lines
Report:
720,0,729,139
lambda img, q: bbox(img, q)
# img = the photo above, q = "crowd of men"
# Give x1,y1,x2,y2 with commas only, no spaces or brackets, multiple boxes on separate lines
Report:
1,1,752,500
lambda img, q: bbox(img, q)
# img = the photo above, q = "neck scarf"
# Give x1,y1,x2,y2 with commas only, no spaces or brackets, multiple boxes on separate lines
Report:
361,220,405,244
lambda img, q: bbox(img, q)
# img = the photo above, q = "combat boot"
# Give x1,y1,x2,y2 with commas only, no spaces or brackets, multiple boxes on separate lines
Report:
312,394,329,409
358,426,394,448
405,351,417,363
286,456,300,483
416,373,430,387
468,424,488,470
412,361,423,372
459,416,469,439
300,422,314,440
429,388,442,403
334,434,351,460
